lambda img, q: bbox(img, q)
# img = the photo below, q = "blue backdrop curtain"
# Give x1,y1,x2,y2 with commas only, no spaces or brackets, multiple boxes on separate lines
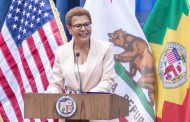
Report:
0,0,12,31
55,0,86,40
135,0,156,28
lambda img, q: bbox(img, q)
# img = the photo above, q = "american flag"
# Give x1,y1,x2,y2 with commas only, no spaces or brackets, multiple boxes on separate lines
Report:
167,48,181,65
0,0,66,121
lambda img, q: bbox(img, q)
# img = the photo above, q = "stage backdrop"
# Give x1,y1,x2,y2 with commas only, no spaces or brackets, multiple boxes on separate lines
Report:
135,0,156,28
0,0,12,30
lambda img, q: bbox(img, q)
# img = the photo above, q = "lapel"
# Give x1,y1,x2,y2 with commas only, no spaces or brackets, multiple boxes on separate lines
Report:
83,39,100,88
65,39,101,90
65,40,80,89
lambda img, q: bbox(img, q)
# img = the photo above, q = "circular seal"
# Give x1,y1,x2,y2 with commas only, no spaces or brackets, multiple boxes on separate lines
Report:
159,42,187,88
56,96,76,117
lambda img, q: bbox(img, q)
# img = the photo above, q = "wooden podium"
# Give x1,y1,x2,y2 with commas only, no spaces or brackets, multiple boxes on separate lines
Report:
24,93,128,120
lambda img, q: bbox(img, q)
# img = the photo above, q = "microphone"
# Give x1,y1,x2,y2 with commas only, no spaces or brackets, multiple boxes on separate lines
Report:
76,52,80,57
75,52,83,94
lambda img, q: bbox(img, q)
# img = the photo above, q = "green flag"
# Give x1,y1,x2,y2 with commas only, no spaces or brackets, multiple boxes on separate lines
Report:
144,0,190,121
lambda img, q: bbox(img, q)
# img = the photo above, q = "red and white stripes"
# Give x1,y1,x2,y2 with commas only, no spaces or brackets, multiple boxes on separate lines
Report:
0,19,64,122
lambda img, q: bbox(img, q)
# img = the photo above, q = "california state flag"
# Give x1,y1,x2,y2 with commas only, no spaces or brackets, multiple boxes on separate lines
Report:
144,0,190,121
84,0,155,122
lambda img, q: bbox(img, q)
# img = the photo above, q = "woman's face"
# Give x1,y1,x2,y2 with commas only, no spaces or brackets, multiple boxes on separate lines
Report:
68,15,91,42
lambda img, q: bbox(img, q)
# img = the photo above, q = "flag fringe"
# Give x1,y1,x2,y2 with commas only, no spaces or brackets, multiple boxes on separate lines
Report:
0,115,3,122
49,0,68,43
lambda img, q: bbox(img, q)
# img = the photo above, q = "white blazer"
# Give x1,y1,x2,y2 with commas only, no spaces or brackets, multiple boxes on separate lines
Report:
46,38,115,93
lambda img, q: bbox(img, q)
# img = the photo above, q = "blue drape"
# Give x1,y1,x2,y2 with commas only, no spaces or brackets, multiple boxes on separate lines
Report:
135,0,156,28
0,0,12,31
55,0,85,40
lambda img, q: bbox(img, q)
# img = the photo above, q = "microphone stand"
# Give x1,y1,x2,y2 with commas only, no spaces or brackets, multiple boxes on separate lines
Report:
75,52,83,94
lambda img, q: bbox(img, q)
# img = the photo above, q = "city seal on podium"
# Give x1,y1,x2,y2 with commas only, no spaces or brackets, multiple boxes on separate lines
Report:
56,96,76,117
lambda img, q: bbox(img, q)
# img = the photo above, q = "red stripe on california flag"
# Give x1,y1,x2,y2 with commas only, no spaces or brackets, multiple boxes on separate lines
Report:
0,69,23,122
26,36,49,90
0,101,9,122
50,19,64,46
38,27,55,67
0,33,25,96
18,46,38,92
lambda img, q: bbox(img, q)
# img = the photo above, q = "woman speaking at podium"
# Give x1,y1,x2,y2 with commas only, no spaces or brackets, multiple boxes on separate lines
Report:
46,7,116,122
46,7,115,95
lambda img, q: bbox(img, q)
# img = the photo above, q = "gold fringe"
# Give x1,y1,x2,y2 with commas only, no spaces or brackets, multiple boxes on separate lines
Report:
0,115,3,122
49,0,68,43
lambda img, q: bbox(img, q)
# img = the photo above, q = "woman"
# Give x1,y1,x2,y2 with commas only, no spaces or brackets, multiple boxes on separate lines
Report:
46,7,115,94
46,7,115,95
